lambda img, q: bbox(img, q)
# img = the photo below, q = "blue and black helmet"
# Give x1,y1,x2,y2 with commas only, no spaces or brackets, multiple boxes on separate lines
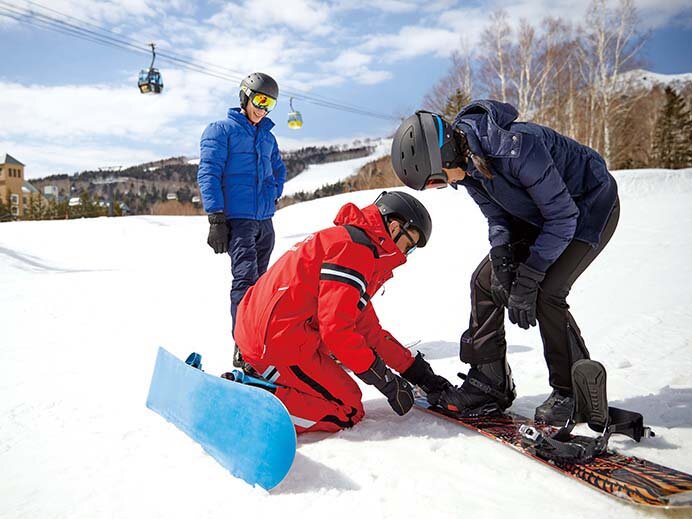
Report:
391,110,467,190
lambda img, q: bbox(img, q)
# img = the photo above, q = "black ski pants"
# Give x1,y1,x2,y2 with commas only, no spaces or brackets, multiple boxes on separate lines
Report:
460,198,620,393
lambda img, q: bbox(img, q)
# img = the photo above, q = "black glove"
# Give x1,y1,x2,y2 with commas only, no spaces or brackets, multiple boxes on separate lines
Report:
401,352,452,405
489,245,515,307
207,213,230,254
356,355,414,416
507,263,545,329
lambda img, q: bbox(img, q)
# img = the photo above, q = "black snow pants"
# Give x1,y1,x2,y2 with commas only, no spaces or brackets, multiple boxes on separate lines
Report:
460,198,620,393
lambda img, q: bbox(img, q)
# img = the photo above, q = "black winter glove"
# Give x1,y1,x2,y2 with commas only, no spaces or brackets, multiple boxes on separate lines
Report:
207,213,230,254
507,263,545,329
489,245,516,308
401,352,452,405
356,355,414,416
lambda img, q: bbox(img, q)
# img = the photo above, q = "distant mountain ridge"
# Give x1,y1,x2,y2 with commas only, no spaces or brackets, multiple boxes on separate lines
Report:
27,141,380,216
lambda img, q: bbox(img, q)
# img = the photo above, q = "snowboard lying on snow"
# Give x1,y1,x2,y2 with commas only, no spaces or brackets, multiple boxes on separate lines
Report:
414,397,692,509
146,347,296,490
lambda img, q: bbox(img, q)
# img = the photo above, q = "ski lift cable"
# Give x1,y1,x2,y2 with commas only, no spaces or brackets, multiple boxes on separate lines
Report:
0,0,400,122
1,6,396,121
19,0,384,114
6,2,397,120
0,3,158,60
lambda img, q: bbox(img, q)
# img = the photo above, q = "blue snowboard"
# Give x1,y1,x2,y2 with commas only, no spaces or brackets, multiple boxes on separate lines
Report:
146,347,296,490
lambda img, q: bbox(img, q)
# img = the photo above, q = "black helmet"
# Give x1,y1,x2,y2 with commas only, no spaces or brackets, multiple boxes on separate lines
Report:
239,72,279,108
375,191,432,248
391,110,466,190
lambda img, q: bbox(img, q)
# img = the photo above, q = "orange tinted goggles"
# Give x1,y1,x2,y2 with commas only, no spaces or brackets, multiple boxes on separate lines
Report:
250,92,277,112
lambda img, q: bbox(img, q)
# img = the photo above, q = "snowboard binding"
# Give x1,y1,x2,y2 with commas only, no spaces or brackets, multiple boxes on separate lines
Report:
185,352,203,370
221,369,278,393
520,360,654,464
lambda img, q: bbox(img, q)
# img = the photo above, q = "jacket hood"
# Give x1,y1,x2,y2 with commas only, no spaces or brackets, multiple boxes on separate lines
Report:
227,107,276,132
453,100,522,160
333,203,407,268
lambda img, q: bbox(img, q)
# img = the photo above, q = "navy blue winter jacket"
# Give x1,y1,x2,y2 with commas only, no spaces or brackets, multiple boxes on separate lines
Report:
453,100,618,272
197,108,287,220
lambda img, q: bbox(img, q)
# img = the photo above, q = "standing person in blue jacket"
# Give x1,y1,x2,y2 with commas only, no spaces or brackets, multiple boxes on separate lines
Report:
197,72,287,368
390,100,619,425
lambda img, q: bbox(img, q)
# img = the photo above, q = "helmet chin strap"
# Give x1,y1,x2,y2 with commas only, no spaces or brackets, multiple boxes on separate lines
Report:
388,219,415,249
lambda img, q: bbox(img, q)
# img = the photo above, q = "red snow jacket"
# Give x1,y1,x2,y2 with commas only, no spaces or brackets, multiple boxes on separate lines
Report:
235,202,415,375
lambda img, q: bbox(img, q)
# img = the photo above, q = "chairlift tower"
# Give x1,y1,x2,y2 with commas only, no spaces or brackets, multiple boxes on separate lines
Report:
93,167,126,217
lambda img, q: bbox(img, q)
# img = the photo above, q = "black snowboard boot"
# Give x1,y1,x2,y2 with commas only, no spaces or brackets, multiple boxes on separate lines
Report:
232,343,244,368
437,358,516,416
534,389,575,425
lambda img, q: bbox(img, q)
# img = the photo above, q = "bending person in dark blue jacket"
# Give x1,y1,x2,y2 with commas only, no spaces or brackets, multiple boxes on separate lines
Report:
391,100,619,424
197,72,287,367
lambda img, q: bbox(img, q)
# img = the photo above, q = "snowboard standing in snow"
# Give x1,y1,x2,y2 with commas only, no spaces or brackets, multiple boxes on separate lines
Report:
146,347,296,490
415,360,692,509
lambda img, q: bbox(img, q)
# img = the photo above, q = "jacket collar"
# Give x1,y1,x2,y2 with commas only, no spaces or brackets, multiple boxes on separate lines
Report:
333,202,407,270
453,100,522,159
227,107,276,135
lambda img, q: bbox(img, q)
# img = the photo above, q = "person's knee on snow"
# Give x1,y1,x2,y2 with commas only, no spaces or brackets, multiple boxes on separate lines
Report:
234,191,450,433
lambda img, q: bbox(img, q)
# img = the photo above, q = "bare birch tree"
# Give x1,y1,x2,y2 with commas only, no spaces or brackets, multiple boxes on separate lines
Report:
423,39,473,119
480,9,512,103
579,0,648,165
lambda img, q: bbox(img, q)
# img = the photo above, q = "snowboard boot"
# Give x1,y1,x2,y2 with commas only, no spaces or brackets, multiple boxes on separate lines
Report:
232,343,244,368
437,358,516,416
534,390,575,426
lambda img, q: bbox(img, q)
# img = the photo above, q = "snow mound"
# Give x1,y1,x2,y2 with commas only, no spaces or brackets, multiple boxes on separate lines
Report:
0,167,691,519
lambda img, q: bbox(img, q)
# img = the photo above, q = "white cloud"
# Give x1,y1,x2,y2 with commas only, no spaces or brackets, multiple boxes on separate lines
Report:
321,50,393,85
0,76,206,140
331,49,373,69
631,0,692,29
437,0,692,36
361,25,461,61
1,139,163,179
331,0,457,14
5,0,159,26
331,0,419,13
208,0,333,35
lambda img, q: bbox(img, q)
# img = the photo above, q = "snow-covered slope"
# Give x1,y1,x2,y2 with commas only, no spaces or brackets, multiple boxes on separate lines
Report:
1,168,691,519
618,68,692,93
282,139,391,196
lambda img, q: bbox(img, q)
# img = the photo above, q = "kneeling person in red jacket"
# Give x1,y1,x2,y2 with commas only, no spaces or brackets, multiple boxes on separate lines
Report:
235,191,450,433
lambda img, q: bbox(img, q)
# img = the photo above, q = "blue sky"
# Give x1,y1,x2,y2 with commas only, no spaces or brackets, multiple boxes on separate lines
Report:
1,0,690,179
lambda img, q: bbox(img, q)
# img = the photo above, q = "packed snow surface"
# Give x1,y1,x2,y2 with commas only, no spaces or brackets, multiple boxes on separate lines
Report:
1,168,691,519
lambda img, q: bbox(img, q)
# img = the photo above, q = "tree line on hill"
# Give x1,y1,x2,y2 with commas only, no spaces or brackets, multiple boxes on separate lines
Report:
16,143,376,220
423,0,691,171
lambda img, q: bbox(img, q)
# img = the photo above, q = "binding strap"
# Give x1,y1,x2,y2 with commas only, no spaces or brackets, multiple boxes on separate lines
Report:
520,406,654,464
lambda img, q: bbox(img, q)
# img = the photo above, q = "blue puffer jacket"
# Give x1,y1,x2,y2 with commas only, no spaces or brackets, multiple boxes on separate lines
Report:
453,100,618,272
197,108,287,220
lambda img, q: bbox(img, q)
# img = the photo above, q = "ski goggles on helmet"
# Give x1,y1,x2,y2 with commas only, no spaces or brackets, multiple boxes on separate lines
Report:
242,85,277,112
250,92,277,112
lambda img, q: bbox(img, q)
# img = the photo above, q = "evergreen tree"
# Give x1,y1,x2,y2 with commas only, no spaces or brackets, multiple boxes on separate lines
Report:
654,87,692,169
444,88,471,121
